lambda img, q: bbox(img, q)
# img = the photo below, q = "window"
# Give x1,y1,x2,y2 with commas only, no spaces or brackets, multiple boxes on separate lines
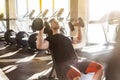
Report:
42,0,53,17
0,0,5,14
42,0,69,19
88,0,120,44
28,0,40,17
15,0,69,32
16,0,40,32
54,0,69,19
16,0,40,18
0,0,6,32
16,0,28,18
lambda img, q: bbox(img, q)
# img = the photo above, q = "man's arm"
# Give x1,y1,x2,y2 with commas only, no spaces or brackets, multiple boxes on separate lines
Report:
72,17,85,44
36,27,49,50
72,25,82,44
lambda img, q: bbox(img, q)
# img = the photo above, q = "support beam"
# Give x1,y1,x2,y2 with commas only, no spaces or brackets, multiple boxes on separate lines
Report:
39,0,42,10
5,0,10,30
70,0,78,19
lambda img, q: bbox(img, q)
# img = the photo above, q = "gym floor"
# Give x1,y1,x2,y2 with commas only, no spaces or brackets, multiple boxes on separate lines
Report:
0,41,53,80
0,40,113,80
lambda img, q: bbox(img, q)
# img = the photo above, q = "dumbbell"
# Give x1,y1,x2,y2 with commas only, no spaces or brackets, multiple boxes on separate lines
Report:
31,18,52,36
77,17,85,27
28,33,38,50
4,29,16,44
15,31,29,48
44,21,53,36
68,17,85,32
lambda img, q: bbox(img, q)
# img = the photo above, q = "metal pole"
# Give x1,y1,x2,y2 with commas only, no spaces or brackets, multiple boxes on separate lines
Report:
5,0,10,30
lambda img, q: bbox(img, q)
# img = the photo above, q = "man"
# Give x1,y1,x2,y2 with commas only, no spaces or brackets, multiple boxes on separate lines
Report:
105,28,120,80
36,18,103,80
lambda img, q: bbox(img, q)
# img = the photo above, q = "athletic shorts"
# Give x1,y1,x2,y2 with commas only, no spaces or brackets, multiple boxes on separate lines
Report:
66,60,102,80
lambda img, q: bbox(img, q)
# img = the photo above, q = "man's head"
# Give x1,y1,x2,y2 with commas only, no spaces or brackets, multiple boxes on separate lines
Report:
49,18,60,30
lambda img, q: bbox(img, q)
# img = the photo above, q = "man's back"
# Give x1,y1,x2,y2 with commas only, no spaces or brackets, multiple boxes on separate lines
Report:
46,34,78,80
46,34,78,64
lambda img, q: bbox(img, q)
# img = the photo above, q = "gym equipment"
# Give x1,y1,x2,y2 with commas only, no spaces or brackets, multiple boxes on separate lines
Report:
31,18,44,31
31,18,52,36
36,9,49,20
68,17,85,32
23,11,29,18
68,21,75,32
15,31,29,47
28,33,38,50
78,17,85,27
28,10,35,19
36,11,42,18
44,21,52,36
42,9,49,18
66,12,70,21
4,29,16,44
56,8,64,20
50,11,57,18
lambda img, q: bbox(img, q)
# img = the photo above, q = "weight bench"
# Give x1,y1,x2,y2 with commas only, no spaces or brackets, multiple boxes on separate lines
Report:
38,62,59,80
38,49,69,80
38,52,96,80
